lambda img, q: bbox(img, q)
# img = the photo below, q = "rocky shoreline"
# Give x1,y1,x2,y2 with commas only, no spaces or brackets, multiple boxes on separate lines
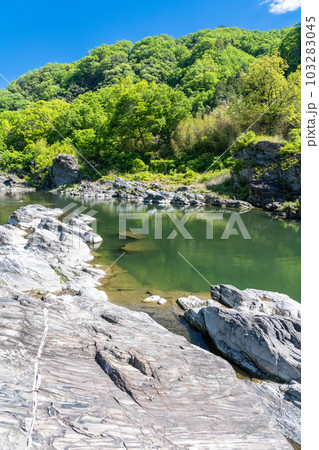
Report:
53,176,301,219
0,138,302,219
51,140,301,220
0,172,35,194
54,177,254,210
0,204,300,448
177,285,301,445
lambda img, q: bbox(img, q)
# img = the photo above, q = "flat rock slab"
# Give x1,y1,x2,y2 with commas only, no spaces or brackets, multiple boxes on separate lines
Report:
0,291,292,449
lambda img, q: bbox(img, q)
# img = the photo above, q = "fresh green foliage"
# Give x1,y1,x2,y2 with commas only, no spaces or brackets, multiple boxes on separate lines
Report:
278,198,300,213
231,131,258,154
171,106,240,171
0,25,301,183
278,129,301,156
231,52,300,136
279,24,301,75
0,26,291,112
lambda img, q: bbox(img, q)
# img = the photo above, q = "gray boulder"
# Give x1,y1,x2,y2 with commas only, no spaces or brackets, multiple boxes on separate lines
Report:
211,284,301,319
182,284,301,383
0,172,33,192
8,204,63,231
203,306,301,382
50,154,80,187
179,285,301,445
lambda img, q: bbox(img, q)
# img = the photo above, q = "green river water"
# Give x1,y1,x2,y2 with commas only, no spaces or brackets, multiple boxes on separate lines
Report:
0,191,301,351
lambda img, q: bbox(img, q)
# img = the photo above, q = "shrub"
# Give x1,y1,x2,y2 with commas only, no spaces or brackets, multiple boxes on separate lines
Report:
132,158,148,172
171,106,240,167
149,159,176,174
231,131,257,154
278,129,301,156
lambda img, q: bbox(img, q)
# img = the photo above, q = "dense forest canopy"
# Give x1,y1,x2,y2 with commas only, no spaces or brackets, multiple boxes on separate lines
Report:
0,25,301,185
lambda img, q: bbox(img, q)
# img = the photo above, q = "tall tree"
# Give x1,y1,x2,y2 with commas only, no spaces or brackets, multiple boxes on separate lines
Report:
232,53,300,135
279,24,301,75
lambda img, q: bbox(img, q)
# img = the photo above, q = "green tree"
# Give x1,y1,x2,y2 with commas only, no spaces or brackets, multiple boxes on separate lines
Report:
102,77,190,159
279,24,301,74
0,99,69,151
71,41,134,92
130,35,177,83
232,53,300,135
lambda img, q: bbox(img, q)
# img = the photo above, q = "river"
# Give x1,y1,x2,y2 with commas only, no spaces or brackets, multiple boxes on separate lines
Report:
0,190,301,352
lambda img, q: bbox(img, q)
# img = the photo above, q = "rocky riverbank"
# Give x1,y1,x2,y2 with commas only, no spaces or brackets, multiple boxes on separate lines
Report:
0,172,34,194
50,140,301,220
0,204,297,448
177,284,301,445
1,138,302,220
232,140,301,219
55,177,253,210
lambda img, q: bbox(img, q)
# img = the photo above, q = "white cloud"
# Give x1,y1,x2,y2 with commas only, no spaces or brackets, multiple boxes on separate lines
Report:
261,0,301,14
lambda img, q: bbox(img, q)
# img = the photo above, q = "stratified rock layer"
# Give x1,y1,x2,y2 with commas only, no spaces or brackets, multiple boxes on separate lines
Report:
232,140,301,217
50,153,80,188
0,205,292,448
180,285,301,445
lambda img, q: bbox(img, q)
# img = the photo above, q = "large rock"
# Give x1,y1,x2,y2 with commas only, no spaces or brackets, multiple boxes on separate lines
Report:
183,284,301,383
181,284,301,444
232,140,301,209
0,171,34,192
0,205,293,448
50,154,80,187
8,204,63,230
203,306,301,382
210,284,301,319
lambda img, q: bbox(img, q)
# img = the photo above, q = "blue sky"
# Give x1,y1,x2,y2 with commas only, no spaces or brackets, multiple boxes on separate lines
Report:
0,0,301,89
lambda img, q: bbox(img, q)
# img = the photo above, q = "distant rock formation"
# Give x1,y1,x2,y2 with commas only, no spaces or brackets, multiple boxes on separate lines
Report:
0,171,33,192
232,140,301,217
50,154,80,187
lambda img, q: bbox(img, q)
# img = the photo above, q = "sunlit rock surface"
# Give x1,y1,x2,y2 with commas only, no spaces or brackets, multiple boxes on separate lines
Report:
0,205,292,448
181,285,301,445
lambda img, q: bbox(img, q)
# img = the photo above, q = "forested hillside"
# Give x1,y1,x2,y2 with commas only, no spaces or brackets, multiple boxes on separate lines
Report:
0,25,301,185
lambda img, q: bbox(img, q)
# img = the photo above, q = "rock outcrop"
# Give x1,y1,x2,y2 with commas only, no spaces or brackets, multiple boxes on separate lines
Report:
0,205,293,448
0,171,34,193
179,285,301,445
210,284,301,319
232,140,301,217
50,154,80,188
55,178,252,210
181,285,301,383
203,306,301,383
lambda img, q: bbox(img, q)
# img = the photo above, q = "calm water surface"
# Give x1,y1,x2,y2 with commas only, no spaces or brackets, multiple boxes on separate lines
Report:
0,191,301,349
